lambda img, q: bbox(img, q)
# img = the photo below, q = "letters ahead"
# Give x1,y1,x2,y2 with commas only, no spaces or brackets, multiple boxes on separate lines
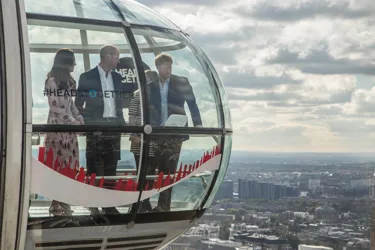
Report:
115,57,151,86
115,68,137,83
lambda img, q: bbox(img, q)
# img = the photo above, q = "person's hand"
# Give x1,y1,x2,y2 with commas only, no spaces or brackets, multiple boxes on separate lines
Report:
72,119,81,125
78,116,85,125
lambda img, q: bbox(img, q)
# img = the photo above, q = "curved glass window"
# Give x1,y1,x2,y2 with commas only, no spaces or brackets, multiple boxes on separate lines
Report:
208,64,232,130
0,28,4,227
114,0,179,30
28,25,81,45
131,26,223,128
28,16,144,219
25,0,117,21
26,0,232,226
203,135,232,208
28,19,142,126
138,134,222,213
25,0,179,30
183,36,233,130
29,133,143,218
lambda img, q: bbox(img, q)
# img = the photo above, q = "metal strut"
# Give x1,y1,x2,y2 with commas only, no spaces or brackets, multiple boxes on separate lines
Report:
104,0,150,228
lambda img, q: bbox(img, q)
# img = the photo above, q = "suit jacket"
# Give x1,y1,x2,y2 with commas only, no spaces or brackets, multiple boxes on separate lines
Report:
75,66,132,125
148,74,202,141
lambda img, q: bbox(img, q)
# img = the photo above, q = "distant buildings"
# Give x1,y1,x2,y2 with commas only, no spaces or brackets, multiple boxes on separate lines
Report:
201,213,235,222
163,243,190,250
238,179,249,199
184,224,220,239
370,174,375,199
194,238,242,250
315,206,337,221
163,224,221,250
317,224,370,249
308,179,321,193
216,180,234,200
233,232,288,249
238,179,299,200
371,207,375,250
350,178,370,190
229,223,259,238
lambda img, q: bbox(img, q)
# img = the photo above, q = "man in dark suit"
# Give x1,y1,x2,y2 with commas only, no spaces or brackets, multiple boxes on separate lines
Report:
148,54,202,211
75,45,133,215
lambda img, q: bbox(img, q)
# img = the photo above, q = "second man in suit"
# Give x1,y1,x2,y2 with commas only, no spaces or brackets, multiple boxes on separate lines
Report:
75,44,132,215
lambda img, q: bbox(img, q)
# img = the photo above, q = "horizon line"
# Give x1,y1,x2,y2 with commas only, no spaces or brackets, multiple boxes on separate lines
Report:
232,150,375,154
31,148,375,155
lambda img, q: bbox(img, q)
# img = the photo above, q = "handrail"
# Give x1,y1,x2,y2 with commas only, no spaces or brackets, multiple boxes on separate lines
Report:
97,171,212,180
32,124,226,135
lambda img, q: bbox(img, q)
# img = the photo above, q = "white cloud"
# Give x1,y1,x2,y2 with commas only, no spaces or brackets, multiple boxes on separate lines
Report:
343,87,375,115
235,0,375,21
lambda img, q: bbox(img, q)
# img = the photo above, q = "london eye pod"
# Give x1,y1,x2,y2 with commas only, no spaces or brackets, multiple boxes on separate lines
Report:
0,0,233,249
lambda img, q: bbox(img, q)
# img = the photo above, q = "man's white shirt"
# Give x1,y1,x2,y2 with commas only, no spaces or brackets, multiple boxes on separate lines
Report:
98,64,116,118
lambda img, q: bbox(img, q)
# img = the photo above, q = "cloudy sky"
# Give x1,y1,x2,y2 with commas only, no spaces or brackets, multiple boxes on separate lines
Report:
26,0,375,153
134,0,375,153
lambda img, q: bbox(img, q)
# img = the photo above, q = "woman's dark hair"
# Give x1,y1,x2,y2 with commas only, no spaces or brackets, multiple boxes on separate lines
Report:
46,48,76,89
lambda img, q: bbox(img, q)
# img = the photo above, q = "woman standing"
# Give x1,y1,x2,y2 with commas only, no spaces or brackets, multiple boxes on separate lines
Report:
44,48,84,216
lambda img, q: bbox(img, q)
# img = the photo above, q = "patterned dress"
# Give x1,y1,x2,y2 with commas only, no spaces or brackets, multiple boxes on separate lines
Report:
43,77,83,170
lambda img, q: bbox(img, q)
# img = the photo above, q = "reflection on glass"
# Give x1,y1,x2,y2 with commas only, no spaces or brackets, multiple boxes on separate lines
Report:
28,19,223,129
183,35,232,129
204,56,233,130
147,54,203,128
218,83,232,129
115,0,179,30
25,0,77,17
86,31,127,45
29,133,139,219
25,0,117,21
77,0,117,21
134,35,147,44
26,0,232,225
132,27,221,128
25,0,180,30
29,22,139,125
29,24,143,220
138,134,221,213
31,52,84,124
203,135,231,209
28,25,82,45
